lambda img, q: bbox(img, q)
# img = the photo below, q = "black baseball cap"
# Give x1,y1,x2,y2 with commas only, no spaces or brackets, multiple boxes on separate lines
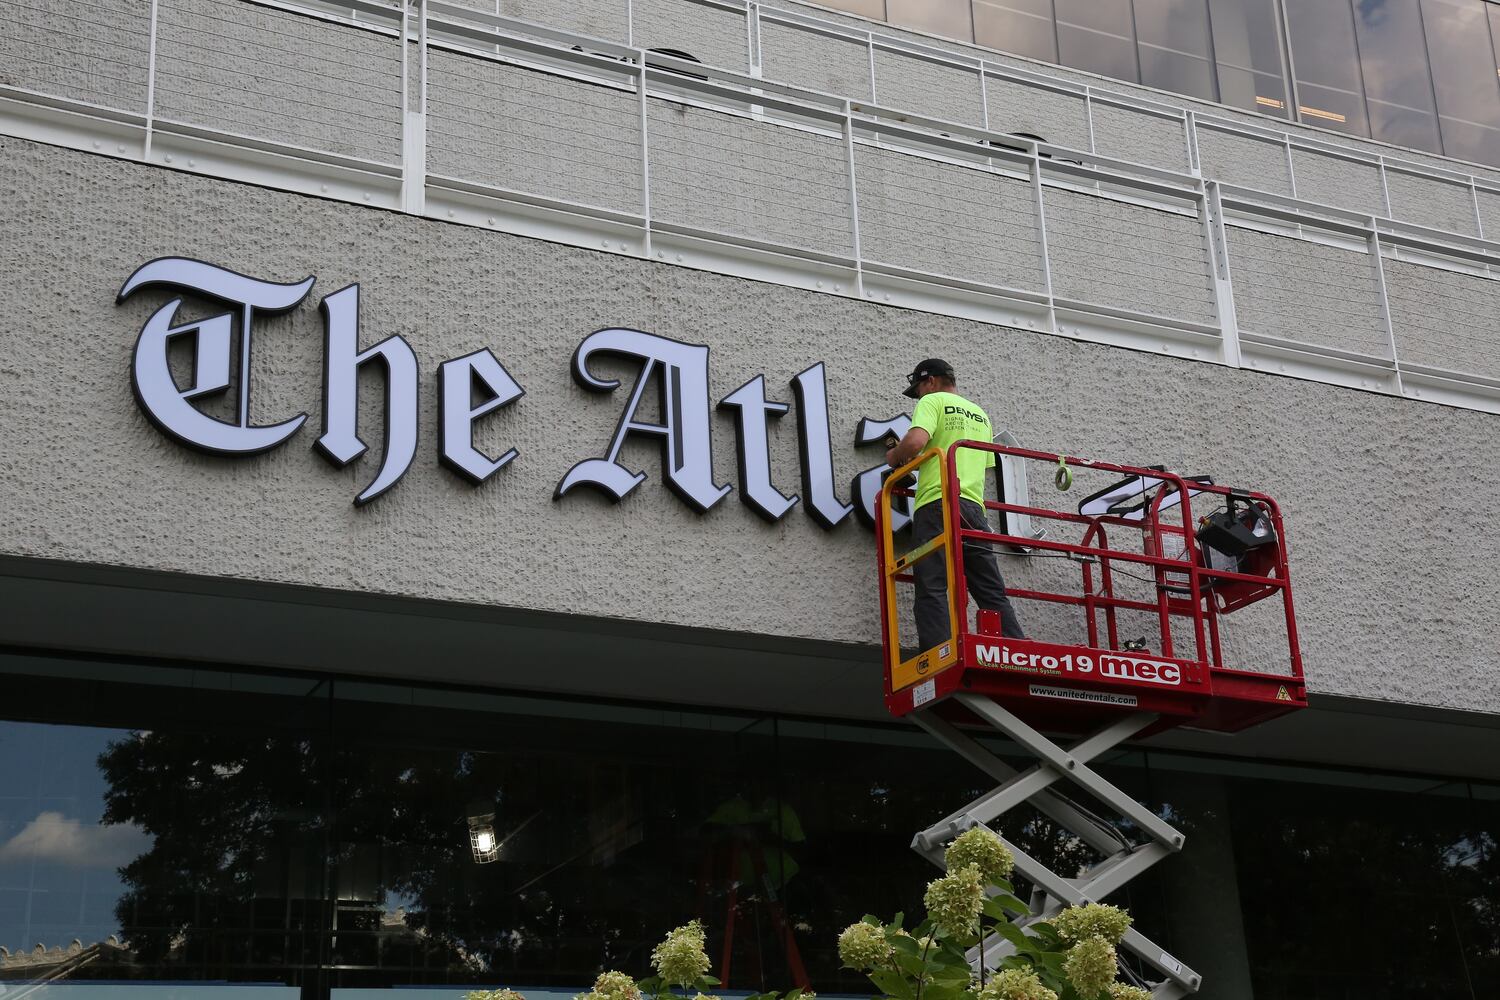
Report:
903,358,956,398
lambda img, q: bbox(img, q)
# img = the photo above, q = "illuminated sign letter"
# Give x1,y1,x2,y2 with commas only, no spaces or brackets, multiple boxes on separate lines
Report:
556,328,730,512
314,284,419,505
119,257,312,454
719,374,798,522
438,348,525,485
791,363,854,529
851,414,912,531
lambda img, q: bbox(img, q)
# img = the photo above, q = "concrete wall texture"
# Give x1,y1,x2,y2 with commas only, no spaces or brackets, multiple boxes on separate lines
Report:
3,133,1499,718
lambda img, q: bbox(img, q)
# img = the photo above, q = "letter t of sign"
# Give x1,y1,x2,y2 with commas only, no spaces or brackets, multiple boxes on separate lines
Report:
314,284,420,505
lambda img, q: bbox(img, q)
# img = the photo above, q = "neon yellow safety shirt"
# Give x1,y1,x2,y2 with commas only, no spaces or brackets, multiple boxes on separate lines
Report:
909,390,995,511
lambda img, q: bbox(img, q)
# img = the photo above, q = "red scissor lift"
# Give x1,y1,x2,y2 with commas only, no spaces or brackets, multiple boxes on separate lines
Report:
875,442,1307,998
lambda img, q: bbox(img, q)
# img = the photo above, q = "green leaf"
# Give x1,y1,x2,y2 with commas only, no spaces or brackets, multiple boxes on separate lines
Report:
892,911,906,930
868,970,916,1000
698,977,721,987
890,934,922,957
994,893,1030,915
863,914,883,926
894,951,931,978
992,921,1030,950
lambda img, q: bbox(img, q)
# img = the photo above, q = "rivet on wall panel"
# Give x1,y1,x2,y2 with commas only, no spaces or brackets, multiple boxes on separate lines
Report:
164,154,173,163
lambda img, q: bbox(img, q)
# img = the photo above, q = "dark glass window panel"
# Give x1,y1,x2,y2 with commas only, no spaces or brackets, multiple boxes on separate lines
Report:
1140,45,1219,99
886,0,974,40
1439,115,1500,165
1351,0,1442,150
1209,0,1290,114
1295,81,1372,134
1422,0,1500,153
1052,1,1144,92
1368,99,1443,152
973,0,1060,62
1056,0,1133,35
1134,0,1211,53
1286,0,1370,133
812,0,888,18
1134,0,1217,99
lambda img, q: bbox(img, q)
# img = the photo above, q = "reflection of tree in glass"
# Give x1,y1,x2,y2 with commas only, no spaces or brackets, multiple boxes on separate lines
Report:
98,731,334,975
95,727,771,988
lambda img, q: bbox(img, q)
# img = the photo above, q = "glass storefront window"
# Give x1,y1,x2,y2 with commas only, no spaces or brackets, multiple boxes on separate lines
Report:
5,653,1500,998
973,0,1060,63
1056,0,1141,82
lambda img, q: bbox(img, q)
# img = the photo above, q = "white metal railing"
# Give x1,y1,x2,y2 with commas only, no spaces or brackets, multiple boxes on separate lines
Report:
3,0,1500,413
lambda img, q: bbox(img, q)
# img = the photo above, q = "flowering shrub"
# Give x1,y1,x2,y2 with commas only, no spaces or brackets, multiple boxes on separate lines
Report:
469,834,1157,1000
652,920,713,987
832,826,1155,1000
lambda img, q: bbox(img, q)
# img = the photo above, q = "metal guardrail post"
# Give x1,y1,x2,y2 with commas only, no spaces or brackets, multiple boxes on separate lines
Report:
639,52,652,258
144,0,160,161
1029,151,1055,334
1368,221,1403,394
400,0,428,214
842,99,864,297
1202,181,1241,368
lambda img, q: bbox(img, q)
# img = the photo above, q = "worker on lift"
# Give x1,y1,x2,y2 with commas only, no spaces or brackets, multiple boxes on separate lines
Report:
885,359,1026,647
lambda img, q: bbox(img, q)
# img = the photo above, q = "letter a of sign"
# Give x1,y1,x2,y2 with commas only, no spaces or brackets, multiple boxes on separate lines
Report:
556,328,730,512
118,258,313,454
315,284,420,505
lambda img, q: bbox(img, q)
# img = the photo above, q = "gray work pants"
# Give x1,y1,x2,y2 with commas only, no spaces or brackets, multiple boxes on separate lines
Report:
911,498,1025,649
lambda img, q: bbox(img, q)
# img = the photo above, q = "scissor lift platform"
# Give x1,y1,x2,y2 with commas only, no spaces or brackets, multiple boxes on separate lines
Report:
875,442,1307,997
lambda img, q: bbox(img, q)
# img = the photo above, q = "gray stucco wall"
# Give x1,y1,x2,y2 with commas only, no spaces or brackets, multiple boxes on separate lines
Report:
3,134,1499,717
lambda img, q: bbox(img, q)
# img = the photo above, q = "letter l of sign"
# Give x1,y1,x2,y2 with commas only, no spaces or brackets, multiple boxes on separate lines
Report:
315,284,419,505
438,349,525,484
718,374,798,522
119,257,313,454
791,362,853,529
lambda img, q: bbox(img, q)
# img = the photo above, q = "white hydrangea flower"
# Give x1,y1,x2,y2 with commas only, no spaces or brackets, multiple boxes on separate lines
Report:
1063,937,1118,999
836,921,892,970
1052,903,1132,946
944,827,1015,886
977,967,1058,1000
652,921,711,986
923,863,984,937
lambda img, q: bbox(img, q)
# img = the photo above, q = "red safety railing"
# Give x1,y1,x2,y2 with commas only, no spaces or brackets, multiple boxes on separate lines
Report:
876,441,1307,734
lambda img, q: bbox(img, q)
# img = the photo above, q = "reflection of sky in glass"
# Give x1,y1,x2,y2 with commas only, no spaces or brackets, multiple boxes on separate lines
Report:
0,722,148,955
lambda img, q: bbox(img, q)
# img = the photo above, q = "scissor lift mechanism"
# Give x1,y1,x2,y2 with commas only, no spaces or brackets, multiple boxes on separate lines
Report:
875,443,1307,997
